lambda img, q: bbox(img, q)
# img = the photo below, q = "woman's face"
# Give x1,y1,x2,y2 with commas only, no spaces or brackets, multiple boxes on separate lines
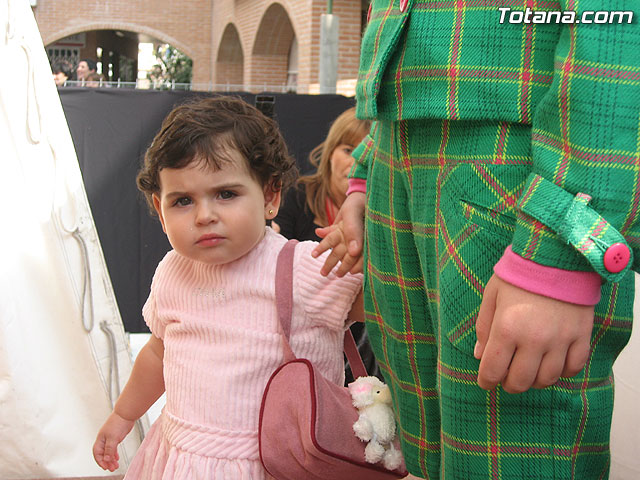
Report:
76,61,93,80
329,143,357,205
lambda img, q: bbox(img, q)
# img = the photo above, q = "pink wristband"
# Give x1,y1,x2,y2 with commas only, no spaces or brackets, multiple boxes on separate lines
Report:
493,246,602,305
346,178,366,196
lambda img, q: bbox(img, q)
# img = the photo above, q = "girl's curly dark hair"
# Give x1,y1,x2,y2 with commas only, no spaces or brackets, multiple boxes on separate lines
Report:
137,95,298,214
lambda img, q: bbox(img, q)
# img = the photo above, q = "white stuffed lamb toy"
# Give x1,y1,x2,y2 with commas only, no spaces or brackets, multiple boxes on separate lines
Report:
348,376,404,470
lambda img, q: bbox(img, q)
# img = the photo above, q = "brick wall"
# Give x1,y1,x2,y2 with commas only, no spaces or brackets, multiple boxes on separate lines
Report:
33,0,364,93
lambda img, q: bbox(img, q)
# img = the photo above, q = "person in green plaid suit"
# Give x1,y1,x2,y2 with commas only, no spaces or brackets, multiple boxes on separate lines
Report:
313,1,639,478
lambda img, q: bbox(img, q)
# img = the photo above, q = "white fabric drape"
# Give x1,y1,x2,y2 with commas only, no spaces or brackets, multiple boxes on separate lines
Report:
610,274,640,479
0,1,143,477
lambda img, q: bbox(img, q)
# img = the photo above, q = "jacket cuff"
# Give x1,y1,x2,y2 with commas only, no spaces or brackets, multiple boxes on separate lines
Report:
494,246,602,306
349,129,375,182
513,173,633,283
346,178,366,196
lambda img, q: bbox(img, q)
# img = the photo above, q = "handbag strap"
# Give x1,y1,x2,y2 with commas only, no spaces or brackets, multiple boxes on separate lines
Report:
275,239,297,362
275,239,368,379
343,329,367,379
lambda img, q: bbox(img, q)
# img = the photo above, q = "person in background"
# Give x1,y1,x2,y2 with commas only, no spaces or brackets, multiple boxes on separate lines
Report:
51,59,73,86
92,96,364,479
76,58,97,82
84,72,105,88
273,107,370,241
272,106,378,384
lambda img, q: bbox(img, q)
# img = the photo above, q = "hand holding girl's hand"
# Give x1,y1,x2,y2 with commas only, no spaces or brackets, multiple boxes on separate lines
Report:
312,192,366,276
92,411,135,472
474,275,594,393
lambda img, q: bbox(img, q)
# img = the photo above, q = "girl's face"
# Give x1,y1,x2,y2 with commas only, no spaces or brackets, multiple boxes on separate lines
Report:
152,152,280,266
329,143,357,205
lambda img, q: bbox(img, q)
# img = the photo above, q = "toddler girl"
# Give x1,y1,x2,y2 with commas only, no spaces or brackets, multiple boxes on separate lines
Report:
92,96,364,479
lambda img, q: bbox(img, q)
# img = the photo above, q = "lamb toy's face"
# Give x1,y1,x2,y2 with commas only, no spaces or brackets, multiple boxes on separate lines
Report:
373,386,391,404
349,376,392,407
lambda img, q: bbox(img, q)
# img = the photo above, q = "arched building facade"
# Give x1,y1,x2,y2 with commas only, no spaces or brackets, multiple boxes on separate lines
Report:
33,0,367,93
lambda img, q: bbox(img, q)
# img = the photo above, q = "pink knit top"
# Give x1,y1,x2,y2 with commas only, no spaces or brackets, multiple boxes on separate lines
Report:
125,228,362,479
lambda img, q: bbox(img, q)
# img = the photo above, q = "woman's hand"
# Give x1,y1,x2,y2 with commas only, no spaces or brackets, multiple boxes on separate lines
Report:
312,192,366,276
475,275,595,393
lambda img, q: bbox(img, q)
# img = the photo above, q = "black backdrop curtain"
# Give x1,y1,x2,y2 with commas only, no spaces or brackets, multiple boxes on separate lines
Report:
59,89,356,332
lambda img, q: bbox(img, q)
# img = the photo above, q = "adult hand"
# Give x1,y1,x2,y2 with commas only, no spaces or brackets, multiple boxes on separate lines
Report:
312,192,366,276
92,411,135,472
474,275,594,393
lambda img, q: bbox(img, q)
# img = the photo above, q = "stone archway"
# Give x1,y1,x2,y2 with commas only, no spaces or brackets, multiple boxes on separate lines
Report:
33,1,212,85
216,23,244,90
44,23,196,62
45,26,195,84
34,0,364,92
249,3,296,90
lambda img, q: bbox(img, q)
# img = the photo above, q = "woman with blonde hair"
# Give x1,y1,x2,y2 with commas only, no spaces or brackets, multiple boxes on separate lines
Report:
273,106,376,384
273,107,371,240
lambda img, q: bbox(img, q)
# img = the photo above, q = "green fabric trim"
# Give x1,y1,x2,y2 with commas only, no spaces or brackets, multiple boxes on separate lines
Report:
350,131,374,181
356,3,410,119
516,173,633,282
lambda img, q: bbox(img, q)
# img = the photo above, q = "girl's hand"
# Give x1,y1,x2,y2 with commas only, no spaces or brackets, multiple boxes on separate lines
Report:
312,192,365,276
474,275,595,393
92,412,135,472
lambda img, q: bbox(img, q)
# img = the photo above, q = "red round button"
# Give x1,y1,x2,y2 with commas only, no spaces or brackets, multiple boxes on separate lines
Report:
603,243,630,273
400,0,409,13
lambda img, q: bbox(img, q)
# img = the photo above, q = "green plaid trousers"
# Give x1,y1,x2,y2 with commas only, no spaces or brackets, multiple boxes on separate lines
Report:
358,119,634,480
353,1,639,477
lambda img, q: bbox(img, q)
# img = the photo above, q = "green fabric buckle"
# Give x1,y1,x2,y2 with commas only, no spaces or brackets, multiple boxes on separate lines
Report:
518,173,633,282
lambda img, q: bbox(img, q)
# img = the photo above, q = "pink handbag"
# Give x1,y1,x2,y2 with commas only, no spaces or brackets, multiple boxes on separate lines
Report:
258,240,407,480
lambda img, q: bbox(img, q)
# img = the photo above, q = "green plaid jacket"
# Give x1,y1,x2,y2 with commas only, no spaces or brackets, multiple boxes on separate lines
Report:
354,0,640,278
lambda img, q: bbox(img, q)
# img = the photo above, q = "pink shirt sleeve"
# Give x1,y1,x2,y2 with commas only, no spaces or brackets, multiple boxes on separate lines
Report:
346,178,366,196
142,252,177,339
293,240,363,331
142,280,164,339
493,245,602,306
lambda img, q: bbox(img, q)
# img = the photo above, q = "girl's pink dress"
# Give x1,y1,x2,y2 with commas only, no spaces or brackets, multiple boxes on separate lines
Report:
125,228,362,479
